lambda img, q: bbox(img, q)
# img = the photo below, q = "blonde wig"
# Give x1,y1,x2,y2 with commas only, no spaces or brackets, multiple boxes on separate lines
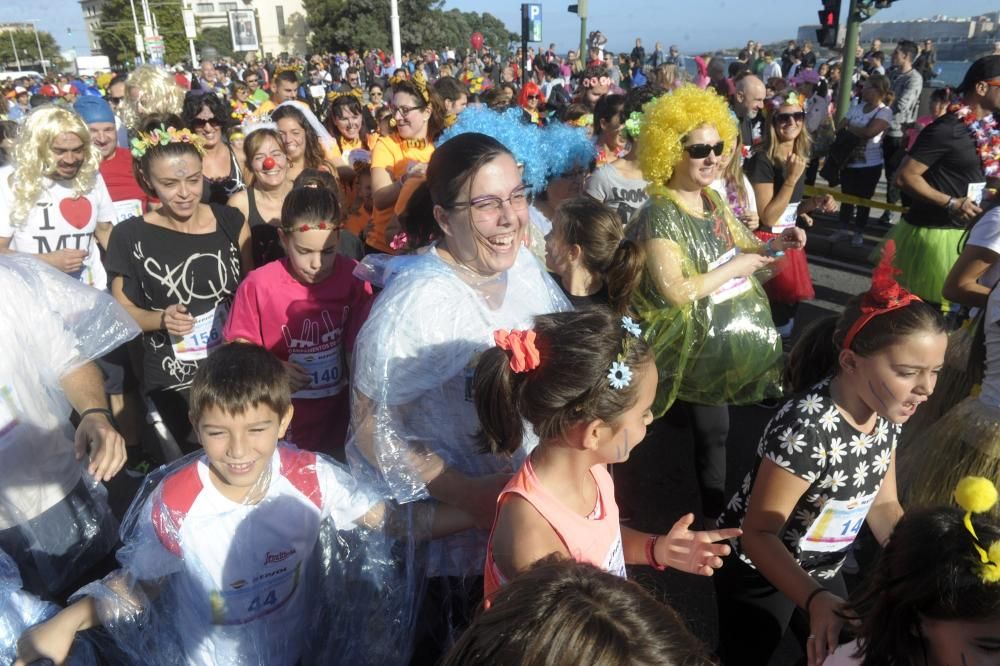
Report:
120,65,185,131
8,107,101,228
637,85,738,196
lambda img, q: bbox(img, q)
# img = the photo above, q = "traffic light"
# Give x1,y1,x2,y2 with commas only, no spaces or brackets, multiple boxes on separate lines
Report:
568,4,578,11
816,0,840,47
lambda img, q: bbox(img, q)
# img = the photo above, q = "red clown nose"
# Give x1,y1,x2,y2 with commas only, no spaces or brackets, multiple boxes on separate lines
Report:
262,156,277,170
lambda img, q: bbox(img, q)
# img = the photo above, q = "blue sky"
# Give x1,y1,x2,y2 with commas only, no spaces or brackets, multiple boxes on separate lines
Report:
1,0,997,57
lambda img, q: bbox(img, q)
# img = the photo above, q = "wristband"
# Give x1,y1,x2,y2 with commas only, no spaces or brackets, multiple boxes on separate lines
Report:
804,587,826,614
79,408,115,427
764,237,784,257
646,534,667,571
945,196,956,211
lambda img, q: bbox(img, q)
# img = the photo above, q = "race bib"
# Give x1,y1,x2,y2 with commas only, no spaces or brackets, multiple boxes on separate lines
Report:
0,385,23,442
112,199,144,223
289,345,344,399
800,491,878,554
968,182,987,206
209,561,301,625
604,533,627,579
772,203,799,232
707,247,752,304
171,303,229,362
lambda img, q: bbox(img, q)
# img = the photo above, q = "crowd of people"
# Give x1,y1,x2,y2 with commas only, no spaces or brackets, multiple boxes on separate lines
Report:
1,26,1000,666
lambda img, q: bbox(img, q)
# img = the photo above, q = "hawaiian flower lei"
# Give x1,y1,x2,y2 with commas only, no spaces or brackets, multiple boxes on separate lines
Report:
949,103,1000,178
130,126,206,159
608,317,643,390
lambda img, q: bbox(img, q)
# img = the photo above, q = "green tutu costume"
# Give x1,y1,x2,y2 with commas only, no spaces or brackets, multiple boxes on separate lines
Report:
628,190,784,417
870,219,964,306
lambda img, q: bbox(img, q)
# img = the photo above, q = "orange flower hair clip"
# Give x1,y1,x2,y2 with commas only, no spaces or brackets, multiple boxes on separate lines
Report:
494,329,540,373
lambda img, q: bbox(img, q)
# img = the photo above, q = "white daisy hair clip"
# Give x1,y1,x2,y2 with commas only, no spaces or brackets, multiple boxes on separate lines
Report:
608,316,643,390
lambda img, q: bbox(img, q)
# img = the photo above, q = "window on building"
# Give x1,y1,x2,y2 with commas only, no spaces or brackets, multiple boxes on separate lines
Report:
276,5,285,36
219,2,237,10
196,2,214,12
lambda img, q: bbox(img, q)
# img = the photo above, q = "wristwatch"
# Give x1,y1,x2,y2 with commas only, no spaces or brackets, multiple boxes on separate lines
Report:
945,196,957,211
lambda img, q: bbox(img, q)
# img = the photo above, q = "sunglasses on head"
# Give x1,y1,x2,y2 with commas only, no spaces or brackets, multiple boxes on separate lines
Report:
683,142,725,159
192,117,224,129
776,111,805,124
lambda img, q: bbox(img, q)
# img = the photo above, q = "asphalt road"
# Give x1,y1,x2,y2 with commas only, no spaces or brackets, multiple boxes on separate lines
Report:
616,213,880,665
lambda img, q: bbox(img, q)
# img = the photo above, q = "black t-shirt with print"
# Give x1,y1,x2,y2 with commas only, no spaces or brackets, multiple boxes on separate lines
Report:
745,152,805,229
905,112,984,229
718,378,899,581
106,204,244,394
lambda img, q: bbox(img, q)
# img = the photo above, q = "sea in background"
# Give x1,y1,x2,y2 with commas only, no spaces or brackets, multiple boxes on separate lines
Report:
935,60,971,87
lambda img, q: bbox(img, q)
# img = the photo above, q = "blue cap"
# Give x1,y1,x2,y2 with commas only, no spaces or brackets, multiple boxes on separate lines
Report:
73,95,115,125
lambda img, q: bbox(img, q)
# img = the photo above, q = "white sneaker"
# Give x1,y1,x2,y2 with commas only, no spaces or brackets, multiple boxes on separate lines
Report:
851,232,865,247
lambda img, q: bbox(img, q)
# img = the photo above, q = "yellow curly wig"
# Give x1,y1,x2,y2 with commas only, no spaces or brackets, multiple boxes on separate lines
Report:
120,65,185,131
637,85,738,196
8,107,102,228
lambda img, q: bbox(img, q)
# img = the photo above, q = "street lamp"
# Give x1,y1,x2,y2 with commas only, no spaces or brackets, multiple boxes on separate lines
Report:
26,20,47,75
8,31,22,71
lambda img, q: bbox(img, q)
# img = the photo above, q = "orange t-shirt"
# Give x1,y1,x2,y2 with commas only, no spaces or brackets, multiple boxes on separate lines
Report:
368,134,435,253
483,458,627,605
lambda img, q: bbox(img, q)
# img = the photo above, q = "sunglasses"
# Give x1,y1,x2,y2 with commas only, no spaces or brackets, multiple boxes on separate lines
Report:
108,96,123,104
191,117,224,129
683,142,725,159
776,111,805,124
527,94,539,100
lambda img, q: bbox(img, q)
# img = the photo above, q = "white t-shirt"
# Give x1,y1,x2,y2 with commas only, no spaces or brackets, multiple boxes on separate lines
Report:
845,102,893,168
131,445,377,666
0,166,115,290
967,206,1000,290
979,286,1000,409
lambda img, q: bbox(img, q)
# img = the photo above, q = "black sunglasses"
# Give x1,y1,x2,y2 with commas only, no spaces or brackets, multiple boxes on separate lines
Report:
776,111,805,124
192,117,224,129
683,142,725,159
107,96,123,104
527,94,539,100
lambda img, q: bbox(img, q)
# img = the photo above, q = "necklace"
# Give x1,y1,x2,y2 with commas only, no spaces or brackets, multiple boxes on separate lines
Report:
403,138,428,149
949,103,1000,178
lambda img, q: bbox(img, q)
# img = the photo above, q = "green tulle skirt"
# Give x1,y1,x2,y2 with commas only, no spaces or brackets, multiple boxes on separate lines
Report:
871,220,965,306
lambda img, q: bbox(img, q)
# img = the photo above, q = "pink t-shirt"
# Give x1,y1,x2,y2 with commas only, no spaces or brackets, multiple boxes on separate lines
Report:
223,256,374,459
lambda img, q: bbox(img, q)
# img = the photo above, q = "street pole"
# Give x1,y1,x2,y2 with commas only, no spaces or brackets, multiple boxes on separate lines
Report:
9,32,22,71
390,0,402,69
836,0,861,123
128,0,144,64
28,21,46,75
520,4,528,86
578,0,588,66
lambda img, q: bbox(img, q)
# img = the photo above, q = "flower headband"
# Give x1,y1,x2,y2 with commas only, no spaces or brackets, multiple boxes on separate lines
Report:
954,476,1000,583
581,76,612,89
494,329,540,373
130,125,206,159
767,90,802,112
608,317,643,390
568,113,593,128
624,111,643,139
842,241,920,350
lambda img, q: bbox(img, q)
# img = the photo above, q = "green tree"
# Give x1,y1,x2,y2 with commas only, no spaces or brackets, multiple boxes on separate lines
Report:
0,29,64,71
96,0,188,66
197,25,234,58
301,0,515,55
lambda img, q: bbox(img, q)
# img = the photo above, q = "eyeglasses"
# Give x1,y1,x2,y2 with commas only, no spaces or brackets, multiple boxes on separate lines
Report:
984,81,1000,88
192,117,224,129
449,185,532,222
776,111,806,124
370,90,383,96
683,142,725,159
393,104,425,117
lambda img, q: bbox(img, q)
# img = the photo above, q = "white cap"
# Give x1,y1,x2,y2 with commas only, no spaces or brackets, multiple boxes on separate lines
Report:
14,86,27,94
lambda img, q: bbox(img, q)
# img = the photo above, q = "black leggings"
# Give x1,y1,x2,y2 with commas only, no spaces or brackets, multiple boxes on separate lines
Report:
714,555,848,665
679,401,730,519
838,165,883,231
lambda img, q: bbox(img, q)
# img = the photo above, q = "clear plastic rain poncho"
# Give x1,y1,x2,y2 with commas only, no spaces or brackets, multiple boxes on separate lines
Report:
627,190,784,416
0,254,140,598
348,246,571,577
69,443,423,665
1,549,96,665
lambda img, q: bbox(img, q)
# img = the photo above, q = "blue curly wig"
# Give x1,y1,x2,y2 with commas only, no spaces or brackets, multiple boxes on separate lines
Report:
538,121,597,181
437,107,547,191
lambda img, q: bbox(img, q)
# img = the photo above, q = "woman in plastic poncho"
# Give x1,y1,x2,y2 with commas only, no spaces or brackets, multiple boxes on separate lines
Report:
627,85,807,520
346,132,570,663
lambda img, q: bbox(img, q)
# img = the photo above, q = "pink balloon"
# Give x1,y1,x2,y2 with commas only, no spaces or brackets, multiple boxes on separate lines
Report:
470,32,484,50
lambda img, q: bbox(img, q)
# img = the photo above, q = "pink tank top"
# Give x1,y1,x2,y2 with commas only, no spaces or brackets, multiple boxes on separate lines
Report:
483,457,626,604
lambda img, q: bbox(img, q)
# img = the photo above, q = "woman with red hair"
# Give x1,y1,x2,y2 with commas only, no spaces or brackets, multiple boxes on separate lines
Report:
519,82,547,126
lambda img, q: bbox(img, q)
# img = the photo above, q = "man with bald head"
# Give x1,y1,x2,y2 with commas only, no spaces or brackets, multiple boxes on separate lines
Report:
731,73,767,155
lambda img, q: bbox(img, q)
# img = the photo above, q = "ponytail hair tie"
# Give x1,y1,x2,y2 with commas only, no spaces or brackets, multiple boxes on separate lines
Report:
493,329,541,373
